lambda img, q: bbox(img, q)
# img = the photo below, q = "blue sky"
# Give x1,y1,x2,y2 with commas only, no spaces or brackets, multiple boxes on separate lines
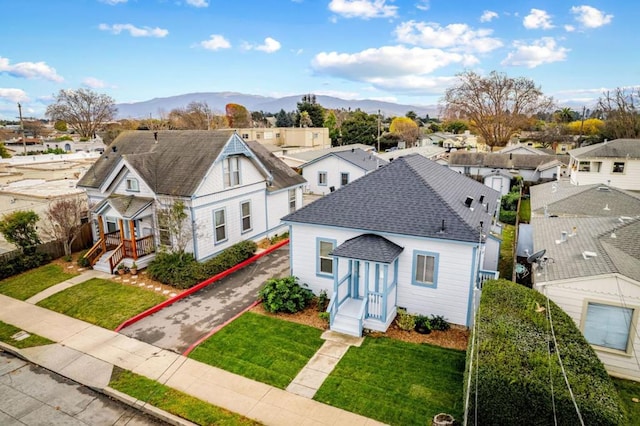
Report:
0,0,634,119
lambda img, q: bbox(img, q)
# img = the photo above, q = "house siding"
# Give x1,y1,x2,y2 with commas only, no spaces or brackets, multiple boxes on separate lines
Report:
266,186,302,238
113,169,155,198
302,156,370,195
538,275,640,382
194,155,266,197
289,223,476,326
569,158,640,190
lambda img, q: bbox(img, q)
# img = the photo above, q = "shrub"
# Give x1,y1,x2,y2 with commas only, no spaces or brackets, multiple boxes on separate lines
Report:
465,279,624,425
501,188,521,211
259,276,313,313
429,314,450,331
318,312,329,323
77,250,91,268
395,308,416,331
0,252,51,280
317,289,329,312
414,315,431,334
499,210,517,225
147,251,201,289
199,240,257,278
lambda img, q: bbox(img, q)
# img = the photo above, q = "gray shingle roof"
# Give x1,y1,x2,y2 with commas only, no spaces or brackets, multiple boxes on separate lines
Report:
330,234,404,263
300,148,387,172
286,144,375,162
283,154,500,243
569,139,640,159
93,194,153,219
244,140,306,191
449,152,569,169
530,180,640,217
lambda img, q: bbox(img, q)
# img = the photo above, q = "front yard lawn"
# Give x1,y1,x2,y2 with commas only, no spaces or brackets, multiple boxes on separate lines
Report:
0,320,54,349
36,278,166,329
0,263,78,300
613,377,640,425
110,367,259,426
189,312,324,389
314,337,466,426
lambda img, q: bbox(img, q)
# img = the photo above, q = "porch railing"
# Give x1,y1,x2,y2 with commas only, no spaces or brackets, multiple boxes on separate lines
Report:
357,298,368,336
104,231,120,249
84,238,105,266
478,269,500,289
328,292,338,325
366,292,383,320
135,235,155,256
108,243,125,272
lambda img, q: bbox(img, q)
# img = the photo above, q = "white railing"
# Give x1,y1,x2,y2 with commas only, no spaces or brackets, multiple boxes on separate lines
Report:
478,269,499,289
367,292,383,320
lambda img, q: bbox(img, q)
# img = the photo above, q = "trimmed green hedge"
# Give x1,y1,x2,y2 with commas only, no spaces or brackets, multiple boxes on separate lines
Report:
147,240,257,289
0,252,51,280
499,210,517,225
465,279,624,425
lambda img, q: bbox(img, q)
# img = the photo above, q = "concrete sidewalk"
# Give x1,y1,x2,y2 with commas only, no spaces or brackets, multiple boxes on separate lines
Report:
0,293,385,425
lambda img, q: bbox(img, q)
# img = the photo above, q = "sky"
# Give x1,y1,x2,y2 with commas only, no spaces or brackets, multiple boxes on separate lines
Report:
0,0,636,119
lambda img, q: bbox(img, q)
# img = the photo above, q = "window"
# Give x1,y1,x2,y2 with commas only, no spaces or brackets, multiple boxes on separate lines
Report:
241,133,249,139
463,166,471,174
223,156,241,187
214,209,227,243
126,178,139,192
317,238,335,277
106,218,117,234
583,302,635,352
612,162,625,174
412,251,439,287
157,211,171,246
341,172,349,186
240,201,251,233
288,188,296,213
256,133,261,139
578,161,591,172
318,171,327,186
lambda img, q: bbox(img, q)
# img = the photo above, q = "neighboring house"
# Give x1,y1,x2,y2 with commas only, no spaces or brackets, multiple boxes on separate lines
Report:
375,145,447,162
530,180,640,381
300,148,388,195
282,154,501,337
568,139,640,190
448,152,568,185
276,143,375,168
422,131,478,150
498,144,550,156
551,140,576,154
77,130,305,273
234,127,330,150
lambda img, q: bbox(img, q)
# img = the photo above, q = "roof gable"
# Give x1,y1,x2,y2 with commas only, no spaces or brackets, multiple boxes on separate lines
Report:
300,148,386,171
244,140,306,191
283,154,500,243
570,139,640,159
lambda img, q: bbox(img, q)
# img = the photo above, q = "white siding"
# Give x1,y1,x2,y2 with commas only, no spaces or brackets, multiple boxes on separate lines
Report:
113,169,155,198
538,275,640,382
194,155,266,197
267,186,303,237
302,157,368,195
569,158,640,190
289,223,477,326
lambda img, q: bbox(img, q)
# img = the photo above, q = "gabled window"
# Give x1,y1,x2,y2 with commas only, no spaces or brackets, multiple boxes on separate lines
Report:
340,172,349,186
223,156,241,187
214,208,227,243
583,302,635,353
316,238,336,277
126,178,139,192
612,162,625,174
412,250,439,288
240,201,251,233
318,171,327,186
288,188,296,213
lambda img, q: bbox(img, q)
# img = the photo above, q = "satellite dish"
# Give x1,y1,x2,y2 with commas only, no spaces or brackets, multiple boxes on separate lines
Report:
527,249,546,264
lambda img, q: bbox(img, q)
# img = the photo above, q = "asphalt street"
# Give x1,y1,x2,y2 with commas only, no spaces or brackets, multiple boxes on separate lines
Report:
120,246,290,353
0,351,166,426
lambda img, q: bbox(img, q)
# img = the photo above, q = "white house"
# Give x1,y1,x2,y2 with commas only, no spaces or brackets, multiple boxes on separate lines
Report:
299,148,388,195
282,154,501,337
77,130,305,273
530,180,640,382
568,139,640,190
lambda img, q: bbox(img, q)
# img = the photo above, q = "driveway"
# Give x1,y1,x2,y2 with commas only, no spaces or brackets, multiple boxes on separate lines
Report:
120,246,290,354
0,351,165,426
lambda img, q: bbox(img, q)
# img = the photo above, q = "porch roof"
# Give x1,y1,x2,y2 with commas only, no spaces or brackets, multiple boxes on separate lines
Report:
93,194,153,219
330,234,403,264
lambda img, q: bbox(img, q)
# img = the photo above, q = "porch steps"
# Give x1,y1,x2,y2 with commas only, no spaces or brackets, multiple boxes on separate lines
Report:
92,251,115,274
330,299,363,337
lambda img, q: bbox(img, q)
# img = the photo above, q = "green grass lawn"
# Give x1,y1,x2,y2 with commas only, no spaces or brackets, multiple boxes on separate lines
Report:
314,337,466,426
189,312,324,389
110,368,259,426
519,198,531,223
0,320,54,349
613,377,640,425
498,224,515,280
0,263,79,300
36,278,165,329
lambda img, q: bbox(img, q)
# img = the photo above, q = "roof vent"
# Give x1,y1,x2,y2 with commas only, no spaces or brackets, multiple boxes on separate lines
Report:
619,216,633,222
111,146,117,153
154,131,158,143
597,186,610,191
582,251,597,259
479,195,485,204
603,204,610,211
555,231,568,244
464,196,474,208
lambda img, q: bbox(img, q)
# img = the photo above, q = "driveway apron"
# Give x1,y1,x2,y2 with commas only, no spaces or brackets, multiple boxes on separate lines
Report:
119,246,289,354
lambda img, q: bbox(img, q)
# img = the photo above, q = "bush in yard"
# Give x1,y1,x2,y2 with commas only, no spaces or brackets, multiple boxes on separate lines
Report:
465,279,624,425
0,252,51,280
199,240,257,278
395,308,416,331
259,276,313,313
429,314,450,331
499,210,517,225
147,251,201,289
77,250,91,268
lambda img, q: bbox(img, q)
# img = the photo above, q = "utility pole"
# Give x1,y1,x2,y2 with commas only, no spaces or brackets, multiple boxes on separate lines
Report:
377,109,381,152
578,105,586,147
18,103,26,155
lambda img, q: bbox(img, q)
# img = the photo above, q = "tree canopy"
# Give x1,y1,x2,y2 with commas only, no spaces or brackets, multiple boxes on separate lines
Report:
597,87,640,139
389,116,419,147
442,71,553,150
0,210,40,254
275,109,294,127
45,88,117,138
296,95,325,127
43,197,86,257
225,103,251,128
168,101,211,130
340,111,377,146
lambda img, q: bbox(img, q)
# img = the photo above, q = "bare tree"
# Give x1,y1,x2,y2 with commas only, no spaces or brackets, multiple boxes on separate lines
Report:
45,88,117,138
597,87,640,139
156,199,202,255
442,71,553,150
168,101,212,130
42,197,87,257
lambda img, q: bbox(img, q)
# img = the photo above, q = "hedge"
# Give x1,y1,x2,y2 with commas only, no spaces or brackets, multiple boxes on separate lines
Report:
465,279,624,425
0,252,51,280
499,210,517,225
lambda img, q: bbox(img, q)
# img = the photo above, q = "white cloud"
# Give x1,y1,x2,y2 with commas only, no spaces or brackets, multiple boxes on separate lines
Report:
200,34,231,51
523,9,553,30
328,0,397,19
100,0,127,4
0,57,63,82
82,77,107,88
415,0,429,11
244,37,281,53
367,75,457,94
480,11,498,23
186,0,208,7
394,21,503,53
570,5,613,29
0,88,29,102
501,37,568,68
564,24,575,32
98,23,168,38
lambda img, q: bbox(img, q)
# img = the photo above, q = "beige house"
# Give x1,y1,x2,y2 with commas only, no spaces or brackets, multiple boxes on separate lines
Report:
234,127,330,149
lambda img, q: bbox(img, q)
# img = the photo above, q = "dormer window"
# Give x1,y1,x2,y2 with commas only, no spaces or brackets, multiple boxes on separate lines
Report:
223,156,241,187
126,178,139,192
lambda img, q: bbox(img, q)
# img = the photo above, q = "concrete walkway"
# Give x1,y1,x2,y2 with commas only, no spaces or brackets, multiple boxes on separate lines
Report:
0,293,384,425
25,269,113,304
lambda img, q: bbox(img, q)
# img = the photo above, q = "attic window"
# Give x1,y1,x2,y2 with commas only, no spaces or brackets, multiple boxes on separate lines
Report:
126,178,139,192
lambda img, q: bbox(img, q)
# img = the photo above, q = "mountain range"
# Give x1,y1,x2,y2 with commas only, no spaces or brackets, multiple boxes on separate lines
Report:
115,92,440,120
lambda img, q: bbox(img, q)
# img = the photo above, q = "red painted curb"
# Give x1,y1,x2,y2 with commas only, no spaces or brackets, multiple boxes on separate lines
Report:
114,239,289,332
182,299,261,356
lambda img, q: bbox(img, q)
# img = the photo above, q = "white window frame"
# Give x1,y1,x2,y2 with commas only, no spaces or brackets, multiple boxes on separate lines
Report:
126,177,139,192
316,238,336,277
612,161,626,174
214,208,227,244
223,156,241,188
240,201,252,233
581,300,637,354
288,188,296,213
318,171,327,186
340,172,349,186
